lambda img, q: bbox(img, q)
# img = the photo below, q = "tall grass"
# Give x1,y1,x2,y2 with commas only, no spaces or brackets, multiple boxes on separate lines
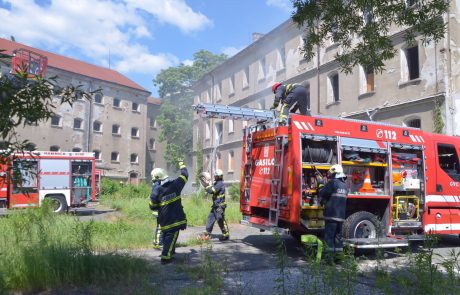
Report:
100,180,242,227
0,201,154,293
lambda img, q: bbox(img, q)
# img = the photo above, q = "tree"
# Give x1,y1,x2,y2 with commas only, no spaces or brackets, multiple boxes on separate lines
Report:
291,0,450,73
0,50,94,155
153,50,227,168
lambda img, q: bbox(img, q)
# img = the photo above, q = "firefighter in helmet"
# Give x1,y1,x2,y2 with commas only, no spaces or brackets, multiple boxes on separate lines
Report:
318,164,348,253
200,169,230,241
270,82,311,123
150,169,164,249
149,160,188,264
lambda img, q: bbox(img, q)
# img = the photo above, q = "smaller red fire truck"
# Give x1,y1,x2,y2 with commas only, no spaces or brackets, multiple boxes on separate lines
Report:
0,151,99,213
195,103,460,248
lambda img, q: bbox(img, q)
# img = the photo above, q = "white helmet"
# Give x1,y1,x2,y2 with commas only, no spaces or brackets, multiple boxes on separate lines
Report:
214,169,224,177
151,168,168,181
329,164,346,178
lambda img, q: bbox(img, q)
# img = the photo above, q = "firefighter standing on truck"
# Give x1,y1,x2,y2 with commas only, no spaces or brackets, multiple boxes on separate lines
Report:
270,82,311,123
149,160,188,265
318,164,348,253
200,169,230,241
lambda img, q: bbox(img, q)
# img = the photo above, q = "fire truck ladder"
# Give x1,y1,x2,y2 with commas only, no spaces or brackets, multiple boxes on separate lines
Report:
243,128,253,202
193,103,275,122
269,135,288,226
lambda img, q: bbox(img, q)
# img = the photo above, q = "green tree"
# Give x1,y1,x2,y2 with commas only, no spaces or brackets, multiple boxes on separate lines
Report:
292,0,450,73
0,51,94,155
153,50,227,167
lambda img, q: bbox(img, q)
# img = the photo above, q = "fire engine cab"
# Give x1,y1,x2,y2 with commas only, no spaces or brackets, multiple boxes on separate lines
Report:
0,151,99,213
195,103,460,248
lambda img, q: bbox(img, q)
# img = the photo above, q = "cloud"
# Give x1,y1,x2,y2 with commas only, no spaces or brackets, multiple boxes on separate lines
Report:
265,0,292,12
182,59,193,66
0,0,211,76
221,46,246,57
126,0,212,33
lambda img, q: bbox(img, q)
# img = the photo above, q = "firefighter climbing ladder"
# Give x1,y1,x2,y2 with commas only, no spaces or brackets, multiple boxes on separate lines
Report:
193,103,275,121
269,135,287,226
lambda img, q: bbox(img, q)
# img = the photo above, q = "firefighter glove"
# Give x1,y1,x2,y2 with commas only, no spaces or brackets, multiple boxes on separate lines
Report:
152,210,158,218
270,104,277,110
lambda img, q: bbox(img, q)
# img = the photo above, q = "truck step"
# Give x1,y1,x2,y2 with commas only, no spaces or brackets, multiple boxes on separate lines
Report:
345,237,409,249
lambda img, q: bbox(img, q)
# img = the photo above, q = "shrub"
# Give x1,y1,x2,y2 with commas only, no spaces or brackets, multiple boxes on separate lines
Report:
227,183,241,201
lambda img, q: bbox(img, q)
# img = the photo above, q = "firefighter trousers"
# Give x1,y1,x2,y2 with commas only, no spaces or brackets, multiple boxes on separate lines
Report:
153,217,164,246
161,228,180,261
324,220,343,251
205,206,229,237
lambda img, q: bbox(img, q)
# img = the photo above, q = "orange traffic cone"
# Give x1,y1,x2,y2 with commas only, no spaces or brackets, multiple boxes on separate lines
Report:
358,168,376,193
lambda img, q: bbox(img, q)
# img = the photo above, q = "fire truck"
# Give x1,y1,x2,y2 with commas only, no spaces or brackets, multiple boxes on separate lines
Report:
195,103,460,248
0,151,99,213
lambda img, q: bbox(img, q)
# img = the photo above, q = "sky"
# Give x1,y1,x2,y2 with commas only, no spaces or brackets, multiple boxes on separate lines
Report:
0,0,293,97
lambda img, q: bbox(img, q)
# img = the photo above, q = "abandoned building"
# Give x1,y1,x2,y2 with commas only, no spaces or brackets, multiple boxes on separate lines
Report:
0,37,153,183
192,3,460,185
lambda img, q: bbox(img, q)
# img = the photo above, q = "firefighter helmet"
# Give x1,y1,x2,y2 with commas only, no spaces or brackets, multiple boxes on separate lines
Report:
329,164,346,178
214,169,224,177
272,82,282,93
151,168,168,181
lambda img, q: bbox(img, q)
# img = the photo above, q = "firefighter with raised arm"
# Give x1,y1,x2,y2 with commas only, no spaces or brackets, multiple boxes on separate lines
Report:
199,169,230,241
270,82,311,124
149,159,188,265
317,164,348,253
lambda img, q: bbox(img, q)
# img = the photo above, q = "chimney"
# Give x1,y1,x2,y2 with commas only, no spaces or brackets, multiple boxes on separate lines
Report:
252,32,264,42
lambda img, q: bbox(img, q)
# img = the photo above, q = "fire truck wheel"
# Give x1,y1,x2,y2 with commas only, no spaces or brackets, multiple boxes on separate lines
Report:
47,195,68,213
343,211,384,239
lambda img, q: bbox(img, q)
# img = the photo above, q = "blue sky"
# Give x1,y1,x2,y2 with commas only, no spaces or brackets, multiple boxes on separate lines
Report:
0,0,293,96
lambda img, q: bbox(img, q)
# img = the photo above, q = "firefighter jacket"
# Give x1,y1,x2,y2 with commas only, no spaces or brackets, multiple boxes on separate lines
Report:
273,83,310,114
149,167,188,232
206,179,226,208
318,178,348,222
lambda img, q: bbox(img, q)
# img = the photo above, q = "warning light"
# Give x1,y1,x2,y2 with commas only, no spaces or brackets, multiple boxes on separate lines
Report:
360,125,368,132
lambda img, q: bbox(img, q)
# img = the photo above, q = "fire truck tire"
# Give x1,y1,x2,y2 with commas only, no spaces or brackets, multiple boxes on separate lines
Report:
47,195,68,213
342,211,384,239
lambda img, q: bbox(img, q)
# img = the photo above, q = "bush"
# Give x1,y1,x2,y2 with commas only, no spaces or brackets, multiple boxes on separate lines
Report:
227,183,241,202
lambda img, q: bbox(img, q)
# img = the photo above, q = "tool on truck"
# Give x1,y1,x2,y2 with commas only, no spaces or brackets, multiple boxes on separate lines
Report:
0,151,99,213
194,103,460,249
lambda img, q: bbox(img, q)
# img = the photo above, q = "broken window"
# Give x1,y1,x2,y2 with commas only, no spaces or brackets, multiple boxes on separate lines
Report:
51,115,61,127
111,152,119,162
50,145,60,151
93,121,102,132
149,138,156,150
405,118,421,128
93,150,101,160
72,148,82,152
130,153,138,163
113,98,121,108
73,118,82,129
215,122,223,144
94,93,103,104
327,73,339,103
403,45,420,81
132,102,140,112
131,127,139,138
112,124,120,135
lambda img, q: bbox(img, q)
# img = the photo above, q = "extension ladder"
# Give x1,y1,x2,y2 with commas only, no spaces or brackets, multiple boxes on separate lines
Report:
194,103,275,122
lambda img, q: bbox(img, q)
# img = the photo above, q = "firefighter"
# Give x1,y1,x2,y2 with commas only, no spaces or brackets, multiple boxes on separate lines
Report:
318,164,348,253
200,169,230,241
149,160,188,265
270,82,311,123
150,170,164,249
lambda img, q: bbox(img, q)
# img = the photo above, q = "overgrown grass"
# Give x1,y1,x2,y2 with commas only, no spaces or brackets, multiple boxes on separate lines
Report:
0,201,155,294
100,180,242,227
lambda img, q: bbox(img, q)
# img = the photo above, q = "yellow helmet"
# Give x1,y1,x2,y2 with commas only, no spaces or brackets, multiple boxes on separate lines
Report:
151,168,168,181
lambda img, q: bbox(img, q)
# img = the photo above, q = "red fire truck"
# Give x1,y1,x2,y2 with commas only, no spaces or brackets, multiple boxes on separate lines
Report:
0,151,99,213
195,104,460,248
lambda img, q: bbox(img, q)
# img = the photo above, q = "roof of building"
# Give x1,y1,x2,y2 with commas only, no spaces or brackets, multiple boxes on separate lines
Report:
147,97,161,105
0,37,148,92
